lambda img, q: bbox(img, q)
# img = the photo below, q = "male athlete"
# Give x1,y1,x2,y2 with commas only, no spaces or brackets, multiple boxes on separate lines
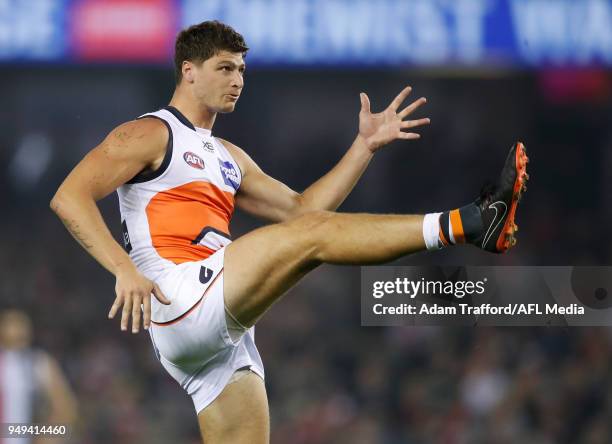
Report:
0,310,77,443
50,21,528,444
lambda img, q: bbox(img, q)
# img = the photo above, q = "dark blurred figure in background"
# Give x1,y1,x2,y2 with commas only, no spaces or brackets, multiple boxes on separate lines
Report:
0,310,77,444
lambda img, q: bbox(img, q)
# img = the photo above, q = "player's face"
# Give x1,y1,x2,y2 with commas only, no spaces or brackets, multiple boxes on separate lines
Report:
0,310,32,349
192,51,245,113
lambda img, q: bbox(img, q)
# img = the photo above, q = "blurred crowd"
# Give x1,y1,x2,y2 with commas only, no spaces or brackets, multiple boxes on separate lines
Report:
1,68,611,443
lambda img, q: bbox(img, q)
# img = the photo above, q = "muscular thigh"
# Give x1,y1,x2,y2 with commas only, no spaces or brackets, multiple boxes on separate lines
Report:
224,211,331,327
198,371,269,444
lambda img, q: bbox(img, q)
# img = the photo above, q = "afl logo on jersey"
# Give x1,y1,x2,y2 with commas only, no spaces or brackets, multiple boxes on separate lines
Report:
219,160,239,190
183,152,205,170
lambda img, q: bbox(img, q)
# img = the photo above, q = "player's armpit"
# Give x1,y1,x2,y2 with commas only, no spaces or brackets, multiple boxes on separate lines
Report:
217,137,303,223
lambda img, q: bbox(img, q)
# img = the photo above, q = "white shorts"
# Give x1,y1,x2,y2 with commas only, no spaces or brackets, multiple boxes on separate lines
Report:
148,247,265,413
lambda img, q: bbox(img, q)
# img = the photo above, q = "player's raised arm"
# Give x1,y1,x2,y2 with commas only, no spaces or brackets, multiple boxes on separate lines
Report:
50,118,171,333
224,86,430,222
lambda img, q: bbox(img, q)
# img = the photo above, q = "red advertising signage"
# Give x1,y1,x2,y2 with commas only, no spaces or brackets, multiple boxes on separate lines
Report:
70,0,177,62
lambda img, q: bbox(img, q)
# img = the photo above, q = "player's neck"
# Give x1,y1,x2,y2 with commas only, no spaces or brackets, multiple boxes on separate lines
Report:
168,91,216,131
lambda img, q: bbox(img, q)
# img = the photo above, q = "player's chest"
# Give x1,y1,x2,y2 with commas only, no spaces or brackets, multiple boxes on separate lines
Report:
173,133,240,192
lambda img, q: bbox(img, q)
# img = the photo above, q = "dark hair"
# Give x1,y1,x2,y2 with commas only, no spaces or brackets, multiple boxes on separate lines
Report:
174,21,248,84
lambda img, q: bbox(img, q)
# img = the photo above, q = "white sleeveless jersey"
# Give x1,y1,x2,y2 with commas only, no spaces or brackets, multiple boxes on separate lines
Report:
117,106,242,282
1,349,47,444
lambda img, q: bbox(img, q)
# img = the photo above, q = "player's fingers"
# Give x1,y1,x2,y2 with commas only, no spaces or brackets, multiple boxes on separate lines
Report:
401,118,430,129
398,132,421,140
398,97,426,119
131,293,142,334
360,92,371,114
121,293,132,331
108,294,123,319
142,294,151,330
389,86,412,111
153,283,171,305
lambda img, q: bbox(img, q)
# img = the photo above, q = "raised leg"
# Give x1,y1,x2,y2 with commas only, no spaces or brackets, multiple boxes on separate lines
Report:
224,211,425,327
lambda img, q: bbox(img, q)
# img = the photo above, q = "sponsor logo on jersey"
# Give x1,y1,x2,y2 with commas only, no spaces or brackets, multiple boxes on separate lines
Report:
121,220,132,253
218,160,240,190
183,151,205,170
202,140,215,153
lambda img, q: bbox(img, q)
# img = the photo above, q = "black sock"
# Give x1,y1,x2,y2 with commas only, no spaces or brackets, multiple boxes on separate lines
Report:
438,203,482,246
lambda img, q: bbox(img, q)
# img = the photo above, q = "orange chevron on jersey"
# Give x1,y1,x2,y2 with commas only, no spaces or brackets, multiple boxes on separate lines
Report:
146,181,234,264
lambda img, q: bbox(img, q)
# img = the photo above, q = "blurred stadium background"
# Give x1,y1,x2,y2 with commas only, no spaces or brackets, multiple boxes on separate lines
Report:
1,0,612,442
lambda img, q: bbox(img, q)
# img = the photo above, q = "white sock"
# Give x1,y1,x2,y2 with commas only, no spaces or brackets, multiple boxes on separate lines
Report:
422,212,442,251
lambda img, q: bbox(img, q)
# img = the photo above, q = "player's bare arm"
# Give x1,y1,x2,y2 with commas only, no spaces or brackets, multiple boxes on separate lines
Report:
221,86,430,222
38,352,78,426
50,118,171,334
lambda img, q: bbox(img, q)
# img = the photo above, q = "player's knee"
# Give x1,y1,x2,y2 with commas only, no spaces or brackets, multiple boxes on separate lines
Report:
288,210,334,230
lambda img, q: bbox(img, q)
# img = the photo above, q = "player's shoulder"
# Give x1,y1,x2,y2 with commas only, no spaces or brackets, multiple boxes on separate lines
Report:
111,117,168,143
215,137,255,162
102,117,169,160
215,137,242,155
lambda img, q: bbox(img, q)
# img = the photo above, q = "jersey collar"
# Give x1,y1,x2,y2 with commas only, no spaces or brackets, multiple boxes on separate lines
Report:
164,106,212,136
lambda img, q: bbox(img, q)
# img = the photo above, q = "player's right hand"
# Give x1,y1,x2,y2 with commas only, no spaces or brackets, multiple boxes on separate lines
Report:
108,265,171,333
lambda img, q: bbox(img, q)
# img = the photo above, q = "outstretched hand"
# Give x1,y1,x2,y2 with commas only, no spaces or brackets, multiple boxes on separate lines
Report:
108,265,171,333
358,86,430,153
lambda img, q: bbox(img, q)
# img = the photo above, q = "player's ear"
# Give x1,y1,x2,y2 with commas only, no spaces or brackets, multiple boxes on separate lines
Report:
182,61,195,83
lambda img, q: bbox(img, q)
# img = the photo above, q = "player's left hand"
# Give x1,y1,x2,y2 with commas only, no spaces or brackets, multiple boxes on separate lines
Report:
358,86,430,153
